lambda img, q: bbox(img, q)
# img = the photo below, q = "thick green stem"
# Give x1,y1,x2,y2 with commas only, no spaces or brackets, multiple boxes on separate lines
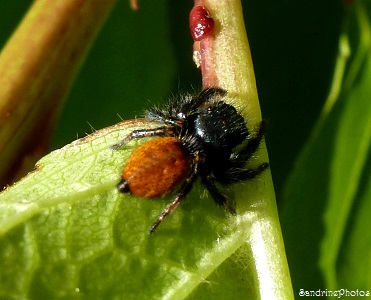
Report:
195,1,294,298
0,0,116,186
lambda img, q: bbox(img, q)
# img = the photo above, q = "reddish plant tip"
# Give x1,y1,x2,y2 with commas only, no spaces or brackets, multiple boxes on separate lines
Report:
189,6,215,41
343,0,353,6
130,0,139,10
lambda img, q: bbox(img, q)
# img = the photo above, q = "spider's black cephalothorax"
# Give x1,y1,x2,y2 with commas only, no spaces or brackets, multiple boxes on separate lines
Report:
111,88,269,233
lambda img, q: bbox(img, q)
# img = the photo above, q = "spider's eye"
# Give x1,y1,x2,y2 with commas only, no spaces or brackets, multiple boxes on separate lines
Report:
177,112,186,119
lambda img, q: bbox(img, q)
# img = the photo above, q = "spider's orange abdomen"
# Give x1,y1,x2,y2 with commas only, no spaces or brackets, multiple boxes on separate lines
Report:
122,137,191,198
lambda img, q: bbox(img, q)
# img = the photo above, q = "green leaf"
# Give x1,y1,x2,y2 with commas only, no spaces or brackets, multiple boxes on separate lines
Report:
282,0,371,293
0,119,287,299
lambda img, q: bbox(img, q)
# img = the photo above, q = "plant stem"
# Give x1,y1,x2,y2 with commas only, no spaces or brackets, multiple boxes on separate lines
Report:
0,0,116,186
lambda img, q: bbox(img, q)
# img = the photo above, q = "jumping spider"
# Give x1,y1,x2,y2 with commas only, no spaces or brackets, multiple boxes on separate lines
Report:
111,88,269,233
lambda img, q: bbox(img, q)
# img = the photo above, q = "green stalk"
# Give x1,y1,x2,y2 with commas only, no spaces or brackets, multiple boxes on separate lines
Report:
199,0,293,298
0,0,116,186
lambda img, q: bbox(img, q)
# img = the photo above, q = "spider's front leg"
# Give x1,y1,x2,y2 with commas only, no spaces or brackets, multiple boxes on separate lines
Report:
227,162,270,182
110,126,172,150
231,121,267,163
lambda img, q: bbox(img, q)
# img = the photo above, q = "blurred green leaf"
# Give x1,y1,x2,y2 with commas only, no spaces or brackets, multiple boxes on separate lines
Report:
282,0,371,294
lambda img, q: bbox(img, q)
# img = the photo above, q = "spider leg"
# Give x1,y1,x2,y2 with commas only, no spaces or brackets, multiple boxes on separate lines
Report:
202,174,236,214
226,162,269,183
231,121,266,164
110,126,172,150
148,152,202,234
